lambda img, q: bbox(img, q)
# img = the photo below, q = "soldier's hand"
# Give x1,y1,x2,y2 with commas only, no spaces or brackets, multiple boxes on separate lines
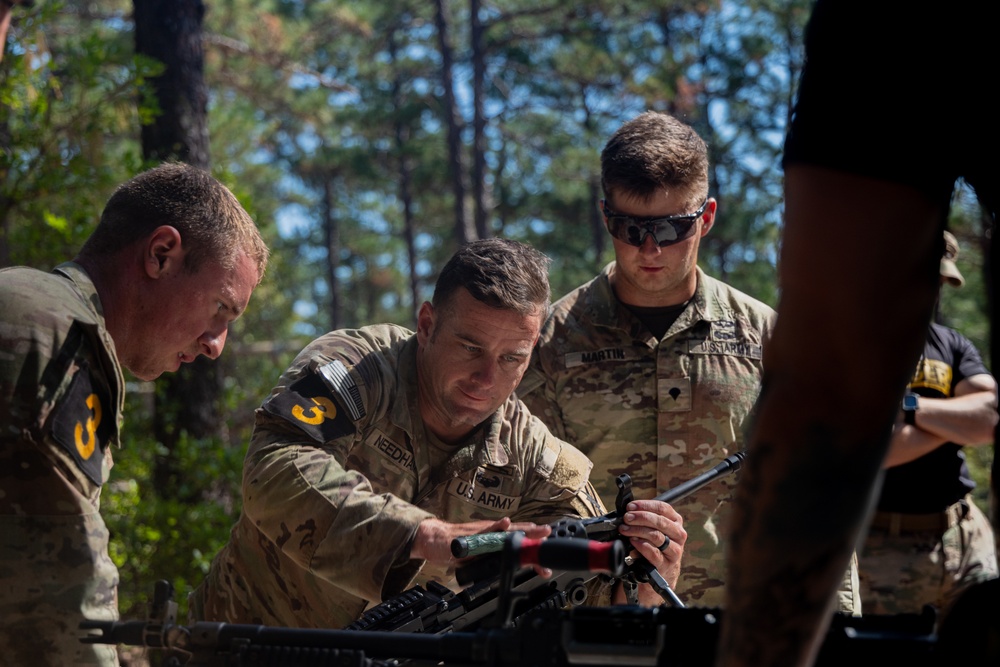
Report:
615,499,686,605
410,516,551,568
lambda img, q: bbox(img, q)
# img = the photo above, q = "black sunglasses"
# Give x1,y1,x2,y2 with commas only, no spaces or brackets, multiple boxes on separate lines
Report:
601,199,708,247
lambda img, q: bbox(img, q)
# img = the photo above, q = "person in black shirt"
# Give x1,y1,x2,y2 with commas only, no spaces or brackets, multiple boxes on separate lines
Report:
860,232,998,615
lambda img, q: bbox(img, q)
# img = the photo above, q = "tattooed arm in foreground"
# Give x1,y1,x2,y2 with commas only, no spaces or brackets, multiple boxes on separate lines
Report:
714,166,944,667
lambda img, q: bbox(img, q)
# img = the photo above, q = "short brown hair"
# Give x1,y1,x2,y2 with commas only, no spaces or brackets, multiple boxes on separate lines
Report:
79,162,269,282
432,238,551,317
600,111,709,205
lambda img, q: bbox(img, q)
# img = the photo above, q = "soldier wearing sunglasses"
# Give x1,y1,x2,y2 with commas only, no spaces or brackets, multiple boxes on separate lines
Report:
519,111,860,612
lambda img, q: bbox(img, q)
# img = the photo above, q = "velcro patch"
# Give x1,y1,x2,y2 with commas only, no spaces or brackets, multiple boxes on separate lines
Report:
318,360,366,420
659,378,692,412
710,320,738,341
564,347,640,368
366,431,417,474
688,339,762,359
447,476,521,513
50,365,113,486
263,372,356,443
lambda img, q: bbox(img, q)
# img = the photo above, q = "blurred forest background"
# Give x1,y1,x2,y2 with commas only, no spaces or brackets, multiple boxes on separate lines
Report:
1,0,993,633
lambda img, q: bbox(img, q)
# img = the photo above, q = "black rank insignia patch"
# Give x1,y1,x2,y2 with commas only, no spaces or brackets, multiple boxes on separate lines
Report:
263,371,356,443
50,365,114,486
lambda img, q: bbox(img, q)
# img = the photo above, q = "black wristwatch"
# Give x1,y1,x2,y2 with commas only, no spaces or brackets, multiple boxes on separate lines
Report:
902,392,919,425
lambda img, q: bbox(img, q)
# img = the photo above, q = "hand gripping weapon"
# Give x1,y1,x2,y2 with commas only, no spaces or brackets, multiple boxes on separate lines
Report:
346,451,747,633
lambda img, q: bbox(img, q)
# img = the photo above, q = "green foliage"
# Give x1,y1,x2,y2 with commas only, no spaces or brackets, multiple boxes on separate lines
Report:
0,1,154,266
104,412,246,622
938,186,992,363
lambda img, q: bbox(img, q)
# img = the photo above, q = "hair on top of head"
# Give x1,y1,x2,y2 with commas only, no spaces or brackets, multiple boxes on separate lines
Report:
600,111,709,205
432,238,551,318
78,162,269,283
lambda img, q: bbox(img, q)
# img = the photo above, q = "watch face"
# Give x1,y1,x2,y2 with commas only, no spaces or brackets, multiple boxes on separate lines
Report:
902,393,919,410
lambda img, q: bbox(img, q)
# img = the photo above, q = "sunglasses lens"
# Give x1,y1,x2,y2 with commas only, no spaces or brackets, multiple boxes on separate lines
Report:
609,217,696,247
656,218,697,245
625,223,644,246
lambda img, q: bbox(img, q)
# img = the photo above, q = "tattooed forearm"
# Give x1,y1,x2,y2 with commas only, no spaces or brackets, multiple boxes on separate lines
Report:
718,417,892,667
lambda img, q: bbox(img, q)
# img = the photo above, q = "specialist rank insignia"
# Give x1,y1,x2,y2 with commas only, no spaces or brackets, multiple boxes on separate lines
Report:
263,371,356,443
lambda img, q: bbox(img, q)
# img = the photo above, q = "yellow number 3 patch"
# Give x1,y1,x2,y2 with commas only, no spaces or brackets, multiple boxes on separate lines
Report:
262,373,356,443
292,396,337,425
74,393,102,460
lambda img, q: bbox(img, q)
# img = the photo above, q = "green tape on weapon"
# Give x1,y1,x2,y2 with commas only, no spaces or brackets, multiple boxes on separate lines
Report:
451,532,508,558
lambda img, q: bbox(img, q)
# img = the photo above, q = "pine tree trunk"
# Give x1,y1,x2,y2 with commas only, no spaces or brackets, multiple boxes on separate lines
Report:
134,0,220,499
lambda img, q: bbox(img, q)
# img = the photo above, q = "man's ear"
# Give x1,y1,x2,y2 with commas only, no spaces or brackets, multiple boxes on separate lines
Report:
143,226,184,279
598,199,611,232
416,301,435,345
699,199,718,238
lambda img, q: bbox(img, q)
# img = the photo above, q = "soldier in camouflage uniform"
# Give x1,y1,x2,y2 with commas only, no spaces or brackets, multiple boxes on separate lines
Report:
518,111,859,611
859,232,998,615
0,163,268,666
193,239,686,628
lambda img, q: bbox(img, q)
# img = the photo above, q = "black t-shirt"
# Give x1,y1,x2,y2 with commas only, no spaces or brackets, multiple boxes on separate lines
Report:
783,0,997,214
624,301,690,340
877,323,990,513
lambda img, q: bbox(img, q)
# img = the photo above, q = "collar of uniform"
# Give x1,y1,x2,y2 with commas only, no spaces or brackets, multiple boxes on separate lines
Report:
583,262,644,338
478,402,511,467
661,267,711,338
54,261,106,321
51,261,127,437
583,263,712,343
390,334,422,437
392,335,510,467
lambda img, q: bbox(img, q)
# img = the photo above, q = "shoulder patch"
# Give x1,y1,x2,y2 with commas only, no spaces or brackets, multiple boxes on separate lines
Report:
50,364,114,486
318,359,367,420
263,371,356,443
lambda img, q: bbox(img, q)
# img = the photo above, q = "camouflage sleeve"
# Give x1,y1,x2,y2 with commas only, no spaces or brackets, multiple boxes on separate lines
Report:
0,276,121,665
240,368,434,604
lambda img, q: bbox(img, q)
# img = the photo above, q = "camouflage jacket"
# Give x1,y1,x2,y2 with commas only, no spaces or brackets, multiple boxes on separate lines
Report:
0,263,125,666
196,324,605,629
519,265,774,608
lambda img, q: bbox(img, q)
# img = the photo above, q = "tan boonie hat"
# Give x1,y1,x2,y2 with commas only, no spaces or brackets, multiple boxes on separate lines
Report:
941,230,965,288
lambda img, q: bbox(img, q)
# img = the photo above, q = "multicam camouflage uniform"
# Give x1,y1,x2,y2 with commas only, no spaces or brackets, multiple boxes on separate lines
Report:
0,263,124,667
860,323,999,615
193,324,605,628
520,265,860,612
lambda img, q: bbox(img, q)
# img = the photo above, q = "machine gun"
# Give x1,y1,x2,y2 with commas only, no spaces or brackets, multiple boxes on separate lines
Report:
345,452,747,634
80,579,940,667
83,449,975,666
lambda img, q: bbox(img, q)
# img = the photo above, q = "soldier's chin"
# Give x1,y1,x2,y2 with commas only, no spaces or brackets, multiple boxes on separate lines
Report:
125,363,165,382
450,404,491,427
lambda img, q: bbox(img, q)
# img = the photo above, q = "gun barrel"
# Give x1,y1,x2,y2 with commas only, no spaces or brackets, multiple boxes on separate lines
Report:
653,450,746,505
80,620,150,647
